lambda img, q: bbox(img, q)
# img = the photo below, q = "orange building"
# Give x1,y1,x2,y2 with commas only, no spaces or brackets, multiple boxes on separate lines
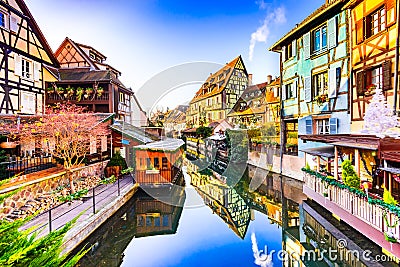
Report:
134,139,184,185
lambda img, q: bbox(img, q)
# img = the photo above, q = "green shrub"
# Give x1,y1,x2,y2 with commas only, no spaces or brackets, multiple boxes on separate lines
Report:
106,151,127,169
305,162,311,171
341,160,360,189
383,186,398,206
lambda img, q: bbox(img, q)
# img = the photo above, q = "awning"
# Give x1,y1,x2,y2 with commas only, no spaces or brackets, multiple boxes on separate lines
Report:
379,167,400,175
300,146,334,158
208,134,226,141
332,142,378,150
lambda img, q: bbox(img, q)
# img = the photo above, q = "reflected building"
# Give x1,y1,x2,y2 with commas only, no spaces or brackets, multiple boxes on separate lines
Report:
190,171,251,239
76,187,185,267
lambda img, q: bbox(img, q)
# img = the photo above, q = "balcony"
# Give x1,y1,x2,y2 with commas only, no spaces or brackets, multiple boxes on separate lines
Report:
303,169,400,257
46,92,110,103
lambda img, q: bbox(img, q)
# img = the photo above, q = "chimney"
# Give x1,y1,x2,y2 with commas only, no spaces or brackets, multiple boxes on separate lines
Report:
267,75,272,84
248,74,253,86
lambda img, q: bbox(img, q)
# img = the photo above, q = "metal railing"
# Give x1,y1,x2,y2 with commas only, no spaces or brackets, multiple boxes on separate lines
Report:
304,172,400,240
46,92,110,102
22,174,135,236
0,155,55,180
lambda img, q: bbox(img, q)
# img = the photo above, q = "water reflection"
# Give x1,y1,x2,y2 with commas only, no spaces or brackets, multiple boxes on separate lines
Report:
75,160,398,267
77,187,185,267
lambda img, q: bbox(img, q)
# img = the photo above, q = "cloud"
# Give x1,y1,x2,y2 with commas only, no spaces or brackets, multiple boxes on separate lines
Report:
255,0,268,10
249,7,286,61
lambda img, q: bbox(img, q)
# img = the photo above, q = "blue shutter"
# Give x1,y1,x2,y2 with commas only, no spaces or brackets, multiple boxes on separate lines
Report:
329,118,338,134
306,119,313,135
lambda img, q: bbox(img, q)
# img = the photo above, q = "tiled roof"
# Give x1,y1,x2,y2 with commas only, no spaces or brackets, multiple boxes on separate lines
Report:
190,56,244,103
56,68,127,88
269,0,345,50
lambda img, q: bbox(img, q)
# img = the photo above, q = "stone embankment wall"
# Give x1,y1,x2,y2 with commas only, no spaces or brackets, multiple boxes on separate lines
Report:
248,151,304,181
0,162,106,220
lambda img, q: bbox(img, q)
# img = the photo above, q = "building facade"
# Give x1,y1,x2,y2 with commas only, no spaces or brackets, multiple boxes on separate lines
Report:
0,0,58,115
270,0,351,155
348,0,399,131
227,76,280,129
45,37,139,125
187,56,249,128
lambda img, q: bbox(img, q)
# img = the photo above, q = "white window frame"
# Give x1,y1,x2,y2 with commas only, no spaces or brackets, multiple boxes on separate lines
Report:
21,58,32,80
312,25,327,53
317,119,330,135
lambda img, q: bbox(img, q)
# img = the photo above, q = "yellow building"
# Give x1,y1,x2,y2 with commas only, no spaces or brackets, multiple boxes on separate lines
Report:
187,55,249,128
348,0,399,131
0,0,58,115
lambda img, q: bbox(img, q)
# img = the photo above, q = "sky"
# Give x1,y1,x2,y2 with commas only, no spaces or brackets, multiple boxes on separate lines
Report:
26,0,324,111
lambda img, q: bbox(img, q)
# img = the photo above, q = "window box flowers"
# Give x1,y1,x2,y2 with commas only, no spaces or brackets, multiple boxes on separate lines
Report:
314,94,328,106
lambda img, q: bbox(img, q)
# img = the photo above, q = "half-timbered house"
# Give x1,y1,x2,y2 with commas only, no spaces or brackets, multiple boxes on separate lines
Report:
0,0,59,115
187,56,249,128
227,76,280,129
45,37,140,125
270,0,351,156
346,0,399,131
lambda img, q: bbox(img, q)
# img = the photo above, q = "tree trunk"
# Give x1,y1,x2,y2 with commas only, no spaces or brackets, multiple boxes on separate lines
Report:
66,169,75,194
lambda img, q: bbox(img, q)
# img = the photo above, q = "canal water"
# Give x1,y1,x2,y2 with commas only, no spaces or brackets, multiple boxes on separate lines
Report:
76,163,398,267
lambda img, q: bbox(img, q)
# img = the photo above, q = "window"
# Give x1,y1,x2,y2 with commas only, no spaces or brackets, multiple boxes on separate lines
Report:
356,61,391,96
21,59,31,79
366,7,386,38
285,83,295,99
0,11,5,28
119,92,124,102
286,42,293,59
312,25,327,53
369,66,383,89
162,157,168,169
154,157,159,169
316,119,330,134
312,72,328,98
146,158,151,169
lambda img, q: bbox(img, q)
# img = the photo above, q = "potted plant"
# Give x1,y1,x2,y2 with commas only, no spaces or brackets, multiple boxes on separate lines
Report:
46,87,55,94
85,87,93,98
65,86,74,97
104,151,127,178
55,86,64,95
76,87,84,101
314,94,328,106
96,86,104,97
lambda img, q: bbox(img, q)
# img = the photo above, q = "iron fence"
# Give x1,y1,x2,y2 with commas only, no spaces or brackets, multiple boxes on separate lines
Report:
22,174,135,236
0,155,56,180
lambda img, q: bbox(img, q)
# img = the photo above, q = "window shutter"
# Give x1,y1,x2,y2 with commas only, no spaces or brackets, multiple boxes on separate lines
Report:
329,118,338,134
305,119,313,135
33,62,41,82
304,76,312,102
356,19,364,44
273,86,278,97
281,85,286,101
10,15,18,32
292,39,297,58
303,32,311,59
328,68,337,98
293,79,298,98
327,16,337,49
14,54,22,76
282,46,286,62
356,71,365,96
382,60,392,90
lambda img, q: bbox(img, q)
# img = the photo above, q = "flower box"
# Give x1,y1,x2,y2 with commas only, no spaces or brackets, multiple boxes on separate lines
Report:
146,169,160,174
